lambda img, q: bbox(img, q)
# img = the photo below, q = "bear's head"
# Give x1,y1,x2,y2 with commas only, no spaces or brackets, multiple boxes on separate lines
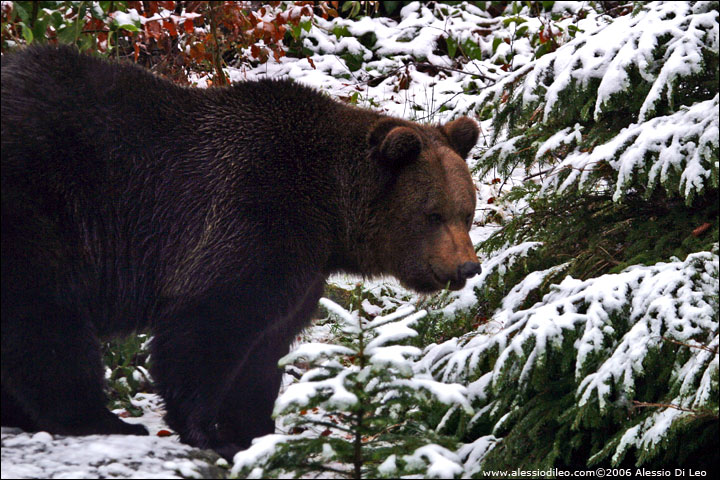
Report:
367,116,482,293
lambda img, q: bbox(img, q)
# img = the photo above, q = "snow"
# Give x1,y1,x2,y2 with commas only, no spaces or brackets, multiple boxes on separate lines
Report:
274,365,360,415
230,434,291,478
578,249,719,410
439,241,543,318
457,435,499,477
543,95,719,204
1,427,220,479
2,391,225,479
430,248,718,396
111,9,141,27
390,377,473,414
479,1,719,206
365,309,424,351
223,1,520,122
278,343,355,367
401,444,464,479
377,454,397,475
318,297,360,334
535,123,584,159
487,2,718,122
275,299,472,418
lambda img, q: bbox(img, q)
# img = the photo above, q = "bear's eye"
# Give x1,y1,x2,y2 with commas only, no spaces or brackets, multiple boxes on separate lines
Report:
427,213,443,226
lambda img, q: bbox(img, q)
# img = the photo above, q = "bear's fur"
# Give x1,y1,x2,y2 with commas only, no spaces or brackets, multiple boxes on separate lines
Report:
1,45,481,458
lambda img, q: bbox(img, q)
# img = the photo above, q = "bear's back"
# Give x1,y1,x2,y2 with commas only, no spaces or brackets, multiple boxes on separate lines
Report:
1,45,359,335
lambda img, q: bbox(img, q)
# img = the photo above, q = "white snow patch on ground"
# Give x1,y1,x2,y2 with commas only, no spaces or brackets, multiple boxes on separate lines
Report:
2,393,225,479
1,426,220,479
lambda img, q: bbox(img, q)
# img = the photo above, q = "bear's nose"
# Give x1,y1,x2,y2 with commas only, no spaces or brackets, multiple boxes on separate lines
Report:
458,261,482,280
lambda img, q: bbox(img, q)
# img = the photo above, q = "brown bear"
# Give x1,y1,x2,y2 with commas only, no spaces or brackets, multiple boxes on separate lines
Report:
1,45,481,459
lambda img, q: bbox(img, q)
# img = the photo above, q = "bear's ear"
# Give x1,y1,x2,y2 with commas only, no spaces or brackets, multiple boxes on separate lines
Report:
368,118,422,169
442,116,479,159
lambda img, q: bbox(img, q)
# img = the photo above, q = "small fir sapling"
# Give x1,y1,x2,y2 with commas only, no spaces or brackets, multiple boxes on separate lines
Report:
231,290,472,479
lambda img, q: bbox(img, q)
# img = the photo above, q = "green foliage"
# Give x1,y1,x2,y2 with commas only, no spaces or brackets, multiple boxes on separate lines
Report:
103,333,152,415
481,182,718,283
477,1,719,281
430,249,719,474
445,35,483,62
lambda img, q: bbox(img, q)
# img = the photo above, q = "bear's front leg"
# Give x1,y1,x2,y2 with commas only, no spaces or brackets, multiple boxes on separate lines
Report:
151,288,247,451
151,275,325,460
212,275,326,460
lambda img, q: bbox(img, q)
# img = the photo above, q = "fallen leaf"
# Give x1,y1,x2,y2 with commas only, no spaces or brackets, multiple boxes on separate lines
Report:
692,222,712,237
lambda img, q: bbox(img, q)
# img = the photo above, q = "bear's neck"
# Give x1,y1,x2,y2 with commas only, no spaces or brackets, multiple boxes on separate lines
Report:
322,106,393,278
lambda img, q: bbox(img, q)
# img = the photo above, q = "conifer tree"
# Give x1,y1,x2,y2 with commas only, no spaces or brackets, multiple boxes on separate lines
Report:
424,1,718,473
231,290,472,479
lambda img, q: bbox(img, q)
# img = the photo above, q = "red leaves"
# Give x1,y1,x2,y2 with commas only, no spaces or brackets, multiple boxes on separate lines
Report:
538,26,550,44
82,18,105,33
250,44,262,60
144,20,162,40
184,18,194,34
156,429,172,437
162,20,177,37
397,72,411,90
4,1,337,83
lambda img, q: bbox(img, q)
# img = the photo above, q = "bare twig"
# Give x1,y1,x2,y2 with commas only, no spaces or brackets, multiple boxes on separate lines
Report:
209,3,228,86
597,245,620,265
523,167,556,181
662,337,719,355
632,401,717,418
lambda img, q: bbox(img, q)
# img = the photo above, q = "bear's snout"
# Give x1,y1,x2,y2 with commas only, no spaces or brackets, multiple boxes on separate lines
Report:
458,261,482,280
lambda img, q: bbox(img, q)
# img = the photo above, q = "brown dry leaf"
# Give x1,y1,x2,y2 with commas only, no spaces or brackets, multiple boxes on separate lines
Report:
692,222,712,237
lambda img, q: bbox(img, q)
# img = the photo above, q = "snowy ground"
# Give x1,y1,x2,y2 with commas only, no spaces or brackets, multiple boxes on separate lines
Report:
1,426,224,479
1,393,227,479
